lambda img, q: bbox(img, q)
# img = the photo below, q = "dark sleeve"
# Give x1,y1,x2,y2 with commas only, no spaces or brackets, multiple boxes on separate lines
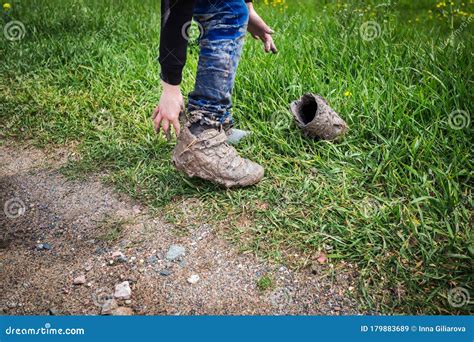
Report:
159,0,252,85
159,0,196,86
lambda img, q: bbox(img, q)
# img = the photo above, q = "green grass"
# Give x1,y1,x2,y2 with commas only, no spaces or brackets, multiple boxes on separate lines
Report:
1,0,472,314
257,275,275,292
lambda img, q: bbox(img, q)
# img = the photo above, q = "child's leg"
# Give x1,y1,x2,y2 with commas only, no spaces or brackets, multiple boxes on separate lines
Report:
188,0,249,130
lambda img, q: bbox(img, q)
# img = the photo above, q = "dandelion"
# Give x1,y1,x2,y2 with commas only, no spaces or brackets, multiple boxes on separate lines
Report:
344,91,352,97
3,2,11,10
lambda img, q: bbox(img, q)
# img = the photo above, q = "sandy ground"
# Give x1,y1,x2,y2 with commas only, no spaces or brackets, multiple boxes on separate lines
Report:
0,142,360,315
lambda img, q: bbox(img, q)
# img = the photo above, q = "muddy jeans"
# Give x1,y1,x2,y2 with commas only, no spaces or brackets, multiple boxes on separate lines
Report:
187,0,249,129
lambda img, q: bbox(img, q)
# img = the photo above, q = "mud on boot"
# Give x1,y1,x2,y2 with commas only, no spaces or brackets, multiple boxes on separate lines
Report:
290,93,348,141
172,125,264,188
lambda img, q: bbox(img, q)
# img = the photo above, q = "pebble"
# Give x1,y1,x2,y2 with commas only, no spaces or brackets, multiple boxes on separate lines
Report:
110,251,128,263
147,255,158,265
125,300,132,305
187,274,200,284
111,251,124,259
95,247,107,255
48,308,60,315
114,281,132,300
159,269,172,276
117,256,127,263
36,243,52,251
73,274,86,285
165,245,185,261
111,307,134,316
100,299,118,315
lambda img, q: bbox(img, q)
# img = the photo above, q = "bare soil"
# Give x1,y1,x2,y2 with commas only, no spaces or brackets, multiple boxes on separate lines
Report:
0,142,360,315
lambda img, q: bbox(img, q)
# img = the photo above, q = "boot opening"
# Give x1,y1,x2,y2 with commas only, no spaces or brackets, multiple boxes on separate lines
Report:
298,95,318,125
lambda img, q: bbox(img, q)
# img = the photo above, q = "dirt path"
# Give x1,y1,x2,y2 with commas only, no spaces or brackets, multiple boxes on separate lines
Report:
0,142,359,315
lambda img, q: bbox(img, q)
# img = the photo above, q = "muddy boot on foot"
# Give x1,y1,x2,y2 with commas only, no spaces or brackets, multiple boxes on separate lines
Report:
291,93,348,141
172,126,264,188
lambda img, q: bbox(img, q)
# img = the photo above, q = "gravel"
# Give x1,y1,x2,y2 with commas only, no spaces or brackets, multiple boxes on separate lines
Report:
165,245,186,261
0,143,362,315
114,281,132,300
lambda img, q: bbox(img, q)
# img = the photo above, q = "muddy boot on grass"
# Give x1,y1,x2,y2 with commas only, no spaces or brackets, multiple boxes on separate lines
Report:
172,125,264,188
291,93,348,141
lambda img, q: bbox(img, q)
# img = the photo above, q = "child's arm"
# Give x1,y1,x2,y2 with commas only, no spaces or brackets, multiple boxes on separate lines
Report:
153,0,195,137
246,2,277,53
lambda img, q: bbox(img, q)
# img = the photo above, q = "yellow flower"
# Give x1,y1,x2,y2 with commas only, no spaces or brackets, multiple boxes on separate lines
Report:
3,3,11,10
344,91,353,97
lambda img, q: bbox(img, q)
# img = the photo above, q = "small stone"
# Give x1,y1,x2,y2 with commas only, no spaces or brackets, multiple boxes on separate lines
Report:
117,256,128,263
86,282,93,288
125,300,132,305
147,255,158,264
111,307,134,316
73,274,86,285
95,247,107,255
159,269,172,276
187,274,200,284
111,251,123,258
111,251,128,263
114,281,132,300
48,308,60,315
84,264,93,272
165,245,185,261
35,243,52,251
100,299,118,315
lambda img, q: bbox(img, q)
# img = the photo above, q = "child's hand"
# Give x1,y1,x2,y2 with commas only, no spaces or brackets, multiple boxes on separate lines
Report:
246,3,277,54
152,81,183,138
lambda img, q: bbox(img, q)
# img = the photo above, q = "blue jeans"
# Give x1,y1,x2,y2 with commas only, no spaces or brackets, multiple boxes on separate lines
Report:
187,0,249,129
